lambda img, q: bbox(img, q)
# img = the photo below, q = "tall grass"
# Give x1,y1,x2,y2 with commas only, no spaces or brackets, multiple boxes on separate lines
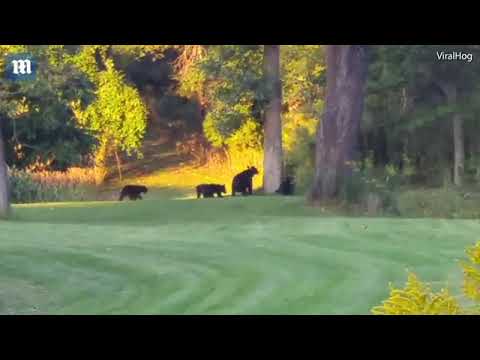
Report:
29,167,97,187
8,167,97,204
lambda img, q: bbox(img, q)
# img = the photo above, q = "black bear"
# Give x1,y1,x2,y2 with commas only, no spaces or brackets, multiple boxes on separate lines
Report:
232,166,259,196
119,185,148,201
196,184,226,198
275,176,295,195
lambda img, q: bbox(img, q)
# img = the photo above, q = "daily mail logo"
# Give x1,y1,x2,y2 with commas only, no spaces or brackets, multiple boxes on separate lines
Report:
4,53,37,81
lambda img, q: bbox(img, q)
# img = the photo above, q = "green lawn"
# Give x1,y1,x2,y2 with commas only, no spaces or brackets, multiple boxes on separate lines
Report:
1,195,479,314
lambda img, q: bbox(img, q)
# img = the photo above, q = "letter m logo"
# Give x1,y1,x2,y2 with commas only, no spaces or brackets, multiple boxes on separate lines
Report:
11,59,32,75
4,53,37,81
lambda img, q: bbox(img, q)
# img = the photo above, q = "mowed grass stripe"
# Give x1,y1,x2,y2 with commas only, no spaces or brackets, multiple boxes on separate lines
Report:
1,196,478,314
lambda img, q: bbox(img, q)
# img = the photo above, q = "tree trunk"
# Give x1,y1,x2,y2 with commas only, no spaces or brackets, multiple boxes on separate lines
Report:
94,137,111,186
0,123,11,218
474,130,480,180
114,148,123,181
308,45,369,204
263,45,283,193
453,112,465,186
440,83,464,186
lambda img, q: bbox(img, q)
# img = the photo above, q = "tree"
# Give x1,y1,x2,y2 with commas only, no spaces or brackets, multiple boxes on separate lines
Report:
0,45,95,217
442,82,465,186
72,60,148,184
68,46,149,184
0,46,96,172
363,45,480,187
0,123,10,218
263,45,283,193
413,46,479,187
308,45,370,203
174,46,283,186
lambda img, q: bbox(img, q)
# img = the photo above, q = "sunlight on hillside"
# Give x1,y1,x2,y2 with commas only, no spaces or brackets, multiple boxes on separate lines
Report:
111,163,264,197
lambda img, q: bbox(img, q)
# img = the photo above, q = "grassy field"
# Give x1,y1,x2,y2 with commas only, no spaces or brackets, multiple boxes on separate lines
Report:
1,194,479,314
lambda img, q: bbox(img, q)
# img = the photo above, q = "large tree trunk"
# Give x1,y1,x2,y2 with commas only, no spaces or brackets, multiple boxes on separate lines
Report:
439,82,465,186
0,123,11,218
472,127,480,180
308,45,369,204
263,45,283,193
452,112,465,186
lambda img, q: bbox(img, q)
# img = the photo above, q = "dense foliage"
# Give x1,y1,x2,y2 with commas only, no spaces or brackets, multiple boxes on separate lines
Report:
364,45,480,186
2,45,480,198
0,45,163,176
0,45,96,171
175,45,326,189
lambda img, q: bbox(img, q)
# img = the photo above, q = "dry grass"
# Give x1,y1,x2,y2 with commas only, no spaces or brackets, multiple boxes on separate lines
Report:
29,167,97,187
9,167,98,204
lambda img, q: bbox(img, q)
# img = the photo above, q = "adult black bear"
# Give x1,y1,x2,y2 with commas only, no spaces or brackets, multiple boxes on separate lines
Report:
119,185,148,201
196,184,226,198
232,166,259,196
275,176,295,195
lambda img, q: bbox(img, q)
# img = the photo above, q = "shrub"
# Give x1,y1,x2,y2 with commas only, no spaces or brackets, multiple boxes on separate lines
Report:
176,133,211,165
396,188,480,219
465,155,480,183
371,272,462,315
283,113,318,193
462,241,480,304
372,241,480,315
8,167,96,203
339,156,401,216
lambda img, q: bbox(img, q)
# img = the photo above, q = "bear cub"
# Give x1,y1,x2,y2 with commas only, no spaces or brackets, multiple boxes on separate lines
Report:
275,176,295,195
196,184,226,198
119,185,148,201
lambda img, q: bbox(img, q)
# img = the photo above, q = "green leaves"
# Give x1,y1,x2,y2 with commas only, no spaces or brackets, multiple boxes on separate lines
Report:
281,45,326,117
181,45,327,148
0,45,96,170
74,61,147,157
364,45,480,174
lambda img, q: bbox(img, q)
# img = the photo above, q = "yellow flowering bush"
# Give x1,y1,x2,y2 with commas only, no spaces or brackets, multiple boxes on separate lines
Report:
372,241,480,315
462,242,480,303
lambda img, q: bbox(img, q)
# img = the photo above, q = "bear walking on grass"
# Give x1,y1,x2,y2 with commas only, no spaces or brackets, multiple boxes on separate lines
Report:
196,184,226,198
119,185,148,201
231,166,259,196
